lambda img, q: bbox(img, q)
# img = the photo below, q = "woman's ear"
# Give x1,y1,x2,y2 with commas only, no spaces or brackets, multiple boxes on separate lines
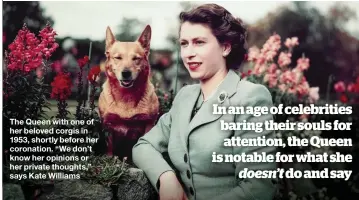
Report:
222,42,231,57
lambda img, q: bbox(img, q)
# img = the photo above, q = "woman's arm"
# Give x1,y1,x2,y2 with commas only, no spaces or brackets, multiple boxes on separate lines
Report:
132,87,185,192
211,84,278,200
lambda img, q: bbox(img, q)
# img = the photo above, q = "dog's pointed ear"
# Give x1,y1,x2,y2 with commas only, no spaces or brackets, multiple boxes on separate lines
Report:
137,25,151,54
106,26,115,49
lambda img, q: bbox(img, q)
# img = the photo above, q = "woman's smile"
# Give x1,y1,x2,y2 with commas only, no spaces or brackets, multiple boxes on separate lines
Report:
188,62,202,71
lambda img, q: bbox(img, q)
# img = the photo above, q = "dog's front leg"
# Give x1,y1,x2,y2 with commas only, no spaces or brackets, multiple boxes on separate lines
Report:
107,133,113,156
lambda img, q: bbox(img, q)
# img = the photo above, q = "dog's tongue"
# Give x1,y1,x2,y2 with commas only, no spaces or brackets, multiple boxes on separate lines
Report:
120,80,134,88
122,80,132,84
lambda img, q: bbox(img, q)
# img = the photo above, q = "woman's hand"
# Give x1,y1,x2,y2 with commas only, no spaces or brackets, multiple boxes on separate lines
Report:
159,171,188,200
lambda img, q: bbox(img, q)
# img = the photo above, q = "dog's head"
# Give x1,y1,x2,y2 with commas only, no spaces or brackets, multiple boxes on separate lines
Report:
105,25,151,88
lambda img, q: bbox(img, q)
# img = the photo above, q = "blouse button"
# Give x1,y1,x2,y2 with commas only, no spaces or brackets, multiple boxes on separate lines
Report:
189,186,194,195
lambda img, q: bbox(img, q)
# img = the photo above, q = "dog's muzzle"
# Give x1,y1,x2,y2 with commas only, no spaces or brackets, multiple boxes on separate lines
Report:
118,69,135,88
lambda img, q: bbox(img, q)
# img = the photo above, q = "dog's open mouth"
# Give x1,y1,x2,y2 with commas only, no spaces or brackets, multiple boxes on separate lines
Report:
120,80,134,88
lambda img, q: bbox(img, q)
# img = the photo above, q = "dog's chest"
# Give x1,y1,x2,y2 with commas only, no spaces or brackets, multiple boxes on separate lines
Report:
100,88,154,119
103,113,153,132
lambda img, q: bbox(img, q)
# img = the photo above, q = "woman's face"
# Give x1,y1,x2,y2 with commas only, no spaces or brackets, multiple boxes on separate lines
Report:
179,22,227,81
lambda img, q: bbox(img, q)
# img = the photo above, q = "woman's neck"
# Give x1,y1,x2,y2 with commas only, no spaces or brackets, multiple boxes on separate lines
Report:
200,68,228,101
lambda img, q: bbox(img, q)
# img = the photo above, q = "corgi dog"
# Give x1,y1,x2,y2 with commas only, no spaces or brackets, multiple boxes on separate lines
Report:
98,25,159,161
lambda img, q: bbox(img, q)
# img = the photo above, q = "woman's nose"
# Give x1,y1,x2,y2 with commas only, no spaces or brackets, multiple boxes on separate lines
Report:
182,45,196,58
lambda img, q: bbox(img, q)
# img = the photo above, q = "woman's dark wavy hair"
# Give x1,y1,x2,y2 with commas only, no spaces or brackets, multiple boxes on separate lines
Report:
179,4,248,70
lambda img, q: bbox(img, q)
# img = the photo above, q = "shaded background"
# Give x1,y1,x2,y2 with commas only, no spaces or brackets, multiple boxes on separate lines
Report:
3,1,359,97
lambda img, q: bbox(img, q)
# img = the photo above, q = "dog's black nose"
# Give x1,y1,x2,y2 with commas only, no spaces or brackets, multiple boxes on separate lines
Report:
122,70,132,79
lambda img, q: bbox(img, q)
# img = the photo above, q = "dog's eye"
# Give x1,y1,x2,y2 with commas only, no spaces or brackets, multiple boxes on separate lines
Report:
133,57,141,64
114,56,122,60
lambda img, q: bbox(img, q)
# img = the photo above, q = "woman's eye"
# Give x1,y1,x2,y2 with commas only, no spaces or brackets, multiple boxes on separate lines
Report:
180,42,188,47
195,41,205,45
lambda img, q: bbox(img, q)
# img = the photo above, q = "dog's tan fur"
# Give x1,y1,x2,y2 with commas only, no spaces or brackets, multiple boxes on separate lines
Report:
98,25,159,159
